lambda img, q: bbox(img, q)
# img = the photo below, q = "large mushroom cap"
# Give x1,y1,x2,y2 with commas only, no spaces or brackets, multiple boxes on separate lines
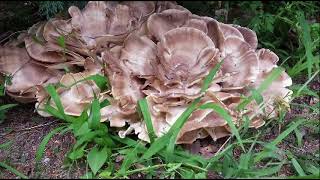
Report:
156,27,219,86
147,9,191,41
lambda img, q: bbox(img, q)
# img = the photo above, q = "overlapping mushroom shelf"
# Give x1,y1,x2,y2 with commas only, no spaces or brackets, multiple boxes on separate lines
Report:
0,1,292,144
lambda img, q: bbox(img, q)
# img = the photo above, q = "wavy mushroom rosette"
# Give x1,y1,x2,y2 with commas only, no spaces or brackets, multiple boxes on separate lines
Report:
0,1,294,145
0,47,62,103
243,49,293,126
35,58,105,117
24,20,85,69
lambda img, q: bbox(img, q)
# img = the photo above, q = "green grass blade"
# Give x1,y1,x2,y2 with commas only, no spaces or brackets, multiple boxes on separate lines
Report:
0,141,12,149
254,118,305,163
88,98,101,130
85,74,109,91
237,67,283,110
294,129,303,147
141,133,171,160
138,98,156,143
45,84,72,122
291,158,306,176
247,164,283,177
201,60,223,93
0,162,28,179
118,142,142,175
295,70,319,97
166,98,201,154
269,118,305,146
0,104,17,111
44,104,64,119
298,13,315,78
35,126,66,168
200,103,245,152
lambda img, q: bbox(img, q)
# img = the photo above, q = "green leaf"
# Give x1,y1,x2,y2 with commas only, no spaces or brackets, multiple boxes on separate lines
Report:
57,35,66,49
0,104,17,111
85,74,109,91
291,158,306,176
87,146,110,175
294,128,303,147
200,103,245,152
100,99,110,108
138,98,156,143
75,122,91,137
118,143,142,175
88,98,101,130
201,60,223,93
45,84,73,122
237,67,284,111
35,126,66,168
80,171,94,179
68,143,87,160
166,98,201,155
0,141,13,149
298,13,315,78
0,162,28,179
269,118,305,146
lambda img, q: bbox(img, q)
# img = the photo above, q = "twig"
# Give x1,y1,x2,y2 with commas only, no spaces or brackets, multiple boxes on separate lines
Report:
18,120,58,131
215,136,231,155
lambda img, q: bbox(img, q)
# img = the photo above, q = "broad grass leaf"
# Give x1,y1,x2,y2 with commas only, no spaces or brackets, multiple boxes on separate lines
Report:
87,146,110,175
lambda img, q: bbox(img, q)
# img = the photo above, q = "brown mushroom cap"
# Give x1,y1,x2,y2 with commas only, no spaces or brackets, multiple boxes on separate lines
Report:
119,34,157,76
220,37,259,87
156,27,219,86
147,9,191,41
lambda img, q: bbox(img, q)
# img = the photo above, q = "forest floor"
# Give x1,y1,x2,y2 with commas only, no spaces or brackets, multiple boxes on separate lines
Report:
0,76,319,178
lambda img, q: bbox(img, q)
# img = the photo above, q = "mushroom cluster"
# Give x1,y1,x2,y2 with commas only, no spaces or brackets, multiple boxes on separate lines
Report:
0,1,292,144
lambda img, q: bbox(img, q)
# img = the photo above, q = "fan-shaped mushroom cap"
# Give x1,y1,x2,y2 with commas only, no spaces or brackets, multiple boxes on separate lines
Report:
119,34,156,76
147,9,191,41
110,73,145,112
37,69,102,117
0,47,62,102
184,19,208,33
220,37,259,87
69,1,109,38
155,1,189,13
250,49,293,118
219,23,244,40
0,47,61,93
156,27,219,86
100,100,140,127
232,25,258,50
0,47,29,75
25,36,65,63
122,1,155,21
